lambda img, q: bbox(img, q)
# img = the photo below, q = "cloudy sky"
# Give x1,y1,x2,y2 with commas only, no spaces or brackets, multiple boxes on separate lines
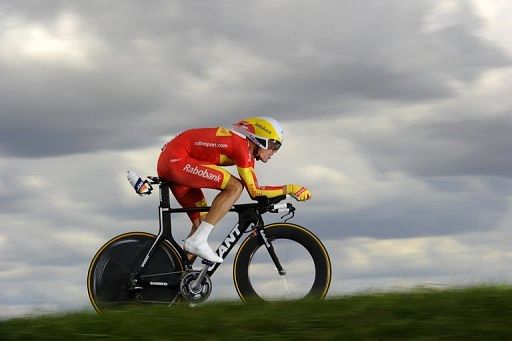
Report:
1,0,512,318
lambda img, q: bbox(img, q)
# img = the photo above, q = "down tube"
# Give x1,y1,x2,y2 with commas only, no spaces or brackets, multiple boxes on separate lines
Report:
207,222,252,276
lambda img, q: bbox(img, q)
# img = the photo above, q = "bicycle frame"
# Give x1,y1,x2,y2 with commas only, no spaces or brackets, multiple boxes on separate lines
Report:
131,180,287,289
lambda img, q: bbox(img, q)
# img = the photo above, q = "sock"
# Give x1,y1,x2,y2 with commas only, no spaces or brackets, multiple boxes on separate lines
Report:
189,221,214,242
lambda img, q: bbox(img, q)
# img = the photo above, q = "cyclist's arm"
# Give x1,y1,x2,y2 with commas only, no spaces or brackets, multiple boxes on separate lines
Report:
237,166,285,199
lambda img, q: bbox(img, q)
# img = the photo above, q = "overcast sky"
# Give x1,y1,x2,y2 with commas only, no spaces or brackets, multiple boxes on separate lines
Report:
1,0,512,318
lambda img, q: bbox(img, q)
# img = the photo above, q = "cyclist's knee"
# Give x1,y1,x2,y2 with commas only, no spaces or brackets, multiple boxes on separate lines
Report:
225,177,243,197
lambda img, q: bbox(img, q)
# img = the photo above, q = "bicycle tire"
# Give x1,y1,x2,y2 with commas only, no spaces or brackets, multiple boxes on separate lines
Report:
233,223,331,302
87,232,184,313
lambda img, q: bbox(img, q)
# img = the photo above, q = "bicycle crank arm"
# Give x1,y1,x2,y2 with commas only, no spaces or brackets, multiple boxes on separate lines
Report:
190,263,210,292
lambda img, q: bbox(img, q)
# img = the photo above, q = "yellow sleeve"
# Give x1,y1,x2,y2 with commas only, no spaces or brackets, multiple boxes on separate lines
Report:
237,166,285,199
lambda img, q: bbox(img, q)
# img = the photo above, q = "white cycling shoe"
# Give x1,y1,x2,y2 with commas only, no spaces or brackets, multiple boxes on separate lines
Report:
184,238,223,263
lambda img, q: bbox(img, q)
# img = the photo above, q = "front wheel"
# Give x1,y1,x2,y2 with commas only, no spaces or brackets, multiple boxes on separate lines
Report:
87,232,185,313
233,223,331,302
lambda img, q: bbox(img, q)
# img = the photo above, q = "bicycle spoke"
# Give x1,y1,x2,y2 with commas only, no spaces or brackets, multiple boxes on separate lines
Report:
247,238,315,301
282,276,290,295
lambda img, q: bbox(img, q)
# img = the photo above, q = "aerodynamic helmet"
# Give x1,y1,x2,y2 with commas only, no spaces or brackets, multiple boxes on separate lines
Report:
233,116,284,151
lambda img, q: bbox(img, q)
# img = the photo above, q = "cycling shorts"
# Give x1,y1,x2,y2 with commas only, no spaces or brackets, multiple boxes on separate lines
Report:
157,155,232,222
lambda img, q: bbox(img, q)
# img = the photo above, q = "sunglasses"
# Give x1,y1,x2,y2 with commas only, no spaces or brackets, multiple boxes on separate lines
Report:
255,137,282,151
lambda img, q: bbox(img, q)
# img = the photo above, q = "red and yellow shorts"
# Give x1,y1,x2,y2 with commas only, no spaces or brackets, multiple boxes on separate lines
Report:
157,155,232,223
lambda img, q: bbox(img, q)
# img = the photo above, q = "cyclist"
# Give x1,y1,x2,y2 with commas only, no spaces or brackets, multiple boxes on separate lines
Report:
157,117,311,263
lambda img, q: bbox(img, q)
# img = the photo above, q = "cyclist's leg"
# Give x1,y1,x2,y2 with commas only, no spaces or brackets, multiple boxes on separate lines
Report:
160,157,231,189
162,157,241,262
170,185,207,263
160,156,224,216
169,184,207,229
163,156,241,210
167,159,243,225
203,176,243,225
184,174,243,263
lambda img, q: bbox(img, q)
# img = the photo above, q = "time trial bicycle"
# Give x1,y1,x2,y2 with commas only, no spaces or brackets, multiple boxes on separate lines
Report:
87,176,331,313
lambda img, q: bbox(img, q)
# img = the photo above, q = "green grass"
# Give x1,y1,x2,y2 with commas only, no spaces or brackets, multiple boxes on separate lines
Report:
2,286,512,340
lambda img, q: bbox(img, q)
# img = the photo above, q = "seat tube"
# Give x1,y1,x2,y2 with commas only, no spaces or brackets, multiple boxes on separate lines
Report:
133,183,171,279
159,183,191,268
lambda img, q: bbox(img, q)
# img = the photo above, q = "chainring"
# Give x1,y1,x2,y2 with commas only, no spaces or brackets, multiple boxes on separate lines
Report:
179,271,212,303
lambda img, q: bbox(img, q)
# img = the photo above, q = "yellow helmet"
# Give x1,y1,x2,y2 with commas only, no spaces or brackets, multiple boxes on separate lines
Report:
233,116,284,151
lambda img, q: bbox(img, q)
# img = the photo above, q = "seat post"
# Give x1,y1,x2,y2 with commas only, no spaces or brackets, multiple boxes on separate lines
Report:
159,182,172,237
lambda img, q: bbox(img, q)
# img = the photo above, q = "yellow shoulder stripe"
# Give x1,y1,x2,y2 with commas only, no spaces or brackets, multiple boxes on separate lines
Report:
216,127,232,137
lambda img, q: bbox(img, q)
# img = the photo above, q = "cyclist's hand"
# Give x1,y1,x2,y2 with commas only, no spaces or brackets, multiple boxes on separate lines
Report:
286,184,311,201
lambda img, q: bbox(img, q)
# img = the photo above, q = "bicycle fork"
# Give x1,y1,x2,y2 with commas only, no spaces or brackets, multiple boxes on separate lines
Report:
257,228,286,276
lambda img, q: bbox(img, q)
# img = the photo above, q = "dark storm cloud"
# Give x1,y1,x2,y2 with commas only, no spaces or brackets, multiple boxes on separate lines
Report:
0,53,173,158
356,116,512,178
1,1,510,158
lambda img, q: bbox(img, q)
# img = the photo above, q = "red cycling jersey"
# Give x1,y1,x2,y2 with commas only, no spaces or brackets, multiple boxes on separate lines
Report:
157,127,285,222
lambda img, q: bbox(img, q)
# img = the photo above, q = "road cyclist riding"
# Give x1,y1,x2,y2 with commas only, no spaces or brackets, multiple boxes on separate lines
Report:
87,117,331,312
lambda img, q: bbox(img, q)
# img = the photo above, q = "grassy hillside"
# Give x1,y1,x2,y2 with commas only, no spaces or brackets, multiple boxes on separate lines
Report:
2,286,512,340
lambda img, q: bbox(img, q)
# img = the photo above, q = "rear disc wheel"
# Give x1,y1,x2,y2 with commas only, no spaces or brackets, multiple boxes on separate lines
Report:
87,232,184,313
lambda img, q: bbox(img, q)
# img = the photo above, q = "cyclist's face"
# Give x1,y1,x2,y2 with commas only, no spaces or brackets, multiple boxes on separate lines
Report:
257,147,275,163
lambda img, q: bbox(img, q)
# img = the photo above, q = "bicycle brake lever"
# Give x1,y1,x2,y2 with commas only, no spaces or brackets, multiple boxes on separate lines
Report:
281,210,295,222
